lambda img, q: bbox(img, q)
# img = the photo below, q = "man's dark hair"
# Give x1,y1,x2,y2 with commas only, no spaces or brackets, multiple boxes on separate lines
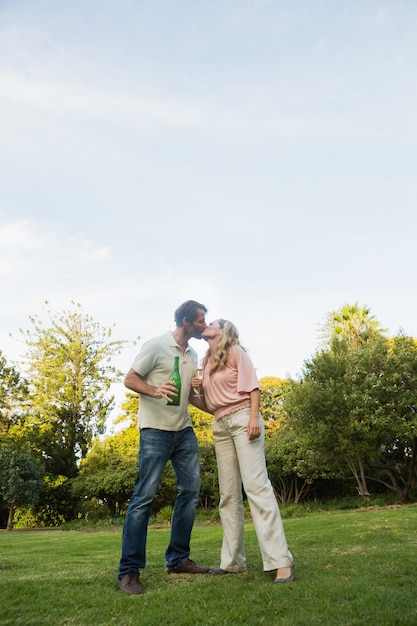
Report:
174,300,207,327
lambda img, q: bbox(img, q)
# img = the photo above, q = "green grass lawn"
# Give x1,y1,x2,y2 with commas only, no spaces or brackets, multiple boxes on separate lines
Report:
1,505,417,625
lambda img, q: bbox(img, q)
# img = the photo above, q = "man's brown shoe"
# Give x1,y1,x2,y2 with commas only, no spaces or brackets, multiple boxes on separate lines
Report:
167,558,210,574
119,572,143,595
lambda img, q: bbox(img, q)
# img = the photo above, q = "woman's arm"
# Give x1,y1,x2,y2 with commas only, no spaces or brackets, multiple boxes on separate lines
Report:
247,388,262,440
188,382,212,414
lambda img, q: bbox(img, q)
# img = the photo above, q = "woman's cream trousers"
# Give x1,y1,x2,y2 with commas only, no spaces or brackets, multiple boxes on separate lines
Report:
212,408,294,572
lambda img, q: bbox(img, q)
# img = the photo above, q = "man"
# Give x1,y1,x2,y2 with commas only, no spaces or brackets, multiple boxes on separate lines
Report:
118,300,209,595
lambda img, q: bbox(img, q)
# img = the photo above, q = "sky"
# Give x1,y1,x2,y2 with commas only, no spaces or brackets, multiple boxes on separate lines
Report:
1,0,417,424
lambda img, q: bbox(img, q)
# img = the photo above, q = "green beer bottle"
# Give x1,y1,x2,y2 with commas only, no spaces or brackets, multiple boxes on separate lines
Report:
166,356,181,406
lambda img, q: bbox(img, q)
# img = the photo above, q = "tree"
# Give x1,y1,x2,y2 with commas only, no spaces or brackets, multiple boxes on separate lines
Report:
258,376,313,503
286,329,417,501
286,337,391,498
189,405,214,443
17,302,130,477
264,424,317,504
197,439,219,509
320,302,386,347
0,350,28,435
71,427,139,516
259,377,288,421
0,446,44,530
112,391,139,430
369,334,417,501
259,378,329,503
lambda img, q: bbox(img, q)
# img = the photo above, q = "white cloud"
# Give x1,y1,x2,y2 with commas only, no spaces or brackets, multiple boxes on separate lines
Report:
0,221,114,277
0,220,50,276
0,219,46,249
69,234,111,262
0,68,204,128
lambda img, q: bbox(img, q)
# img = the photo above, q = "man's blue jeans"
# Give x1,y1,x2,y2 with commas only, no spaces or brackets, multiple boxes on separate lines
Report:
118,427,200,577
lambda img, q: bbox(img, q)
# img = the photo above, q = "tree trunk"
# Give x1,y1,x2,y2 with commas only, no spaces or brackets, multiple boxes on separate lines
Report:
372,437,417,502
294,477,312,504
358,454,370,498
345,453,370,499
401,436,417,502
6,504,14,531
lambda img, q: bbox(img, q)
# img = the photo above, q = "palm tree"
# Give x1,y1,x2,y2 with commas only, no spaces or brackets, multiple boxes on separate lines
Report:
320,302,386,347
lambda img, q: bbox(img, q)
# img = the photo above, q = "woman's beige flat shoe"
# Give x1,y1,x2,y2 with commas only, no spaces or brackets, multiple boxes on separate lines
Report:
274,566,294,584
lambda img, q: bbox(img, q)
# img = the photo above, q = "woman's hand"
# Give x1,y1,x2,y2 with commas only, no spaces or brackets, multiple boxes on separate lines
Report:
191,377,203,391
247,416,261,440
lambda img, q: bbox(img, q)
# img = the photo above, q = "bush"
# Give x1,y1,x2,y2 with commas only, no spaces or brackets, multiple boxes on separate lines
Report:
153,505,174,526
14,475,79,527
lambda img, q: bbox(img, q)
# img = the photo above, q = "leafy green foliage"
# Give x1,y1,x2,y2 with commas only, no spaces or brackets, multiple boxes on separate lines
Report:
370,334,417,500
0,445,44,529
0,350,28,435
259,376,288,426
265,427,317,504
189,404,214,442
3,300,417,525
17,301,130,477
113,391,139,429
286,331,417,501
13,475,76,527
71,427,139,516
319,301,386,347
197,439,219,509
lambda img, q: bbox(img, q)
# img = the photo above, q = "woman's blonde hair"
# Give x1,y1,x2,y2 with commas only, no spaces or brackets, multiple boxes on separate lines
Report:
205,319,242,374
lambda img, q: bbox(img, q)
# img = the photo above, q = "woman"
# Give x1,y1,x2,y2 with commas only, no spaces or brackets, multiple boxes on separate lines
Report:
196,319,294,583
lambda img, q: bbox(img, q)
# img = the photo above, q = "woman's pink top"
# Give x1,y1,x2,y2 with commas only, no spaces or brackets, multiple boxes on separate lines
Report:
202,344,260,420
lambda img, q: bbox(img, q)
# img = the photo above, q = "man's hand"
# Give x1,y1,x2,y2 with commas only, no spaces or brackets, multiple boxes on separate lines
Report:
155,381,179,402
